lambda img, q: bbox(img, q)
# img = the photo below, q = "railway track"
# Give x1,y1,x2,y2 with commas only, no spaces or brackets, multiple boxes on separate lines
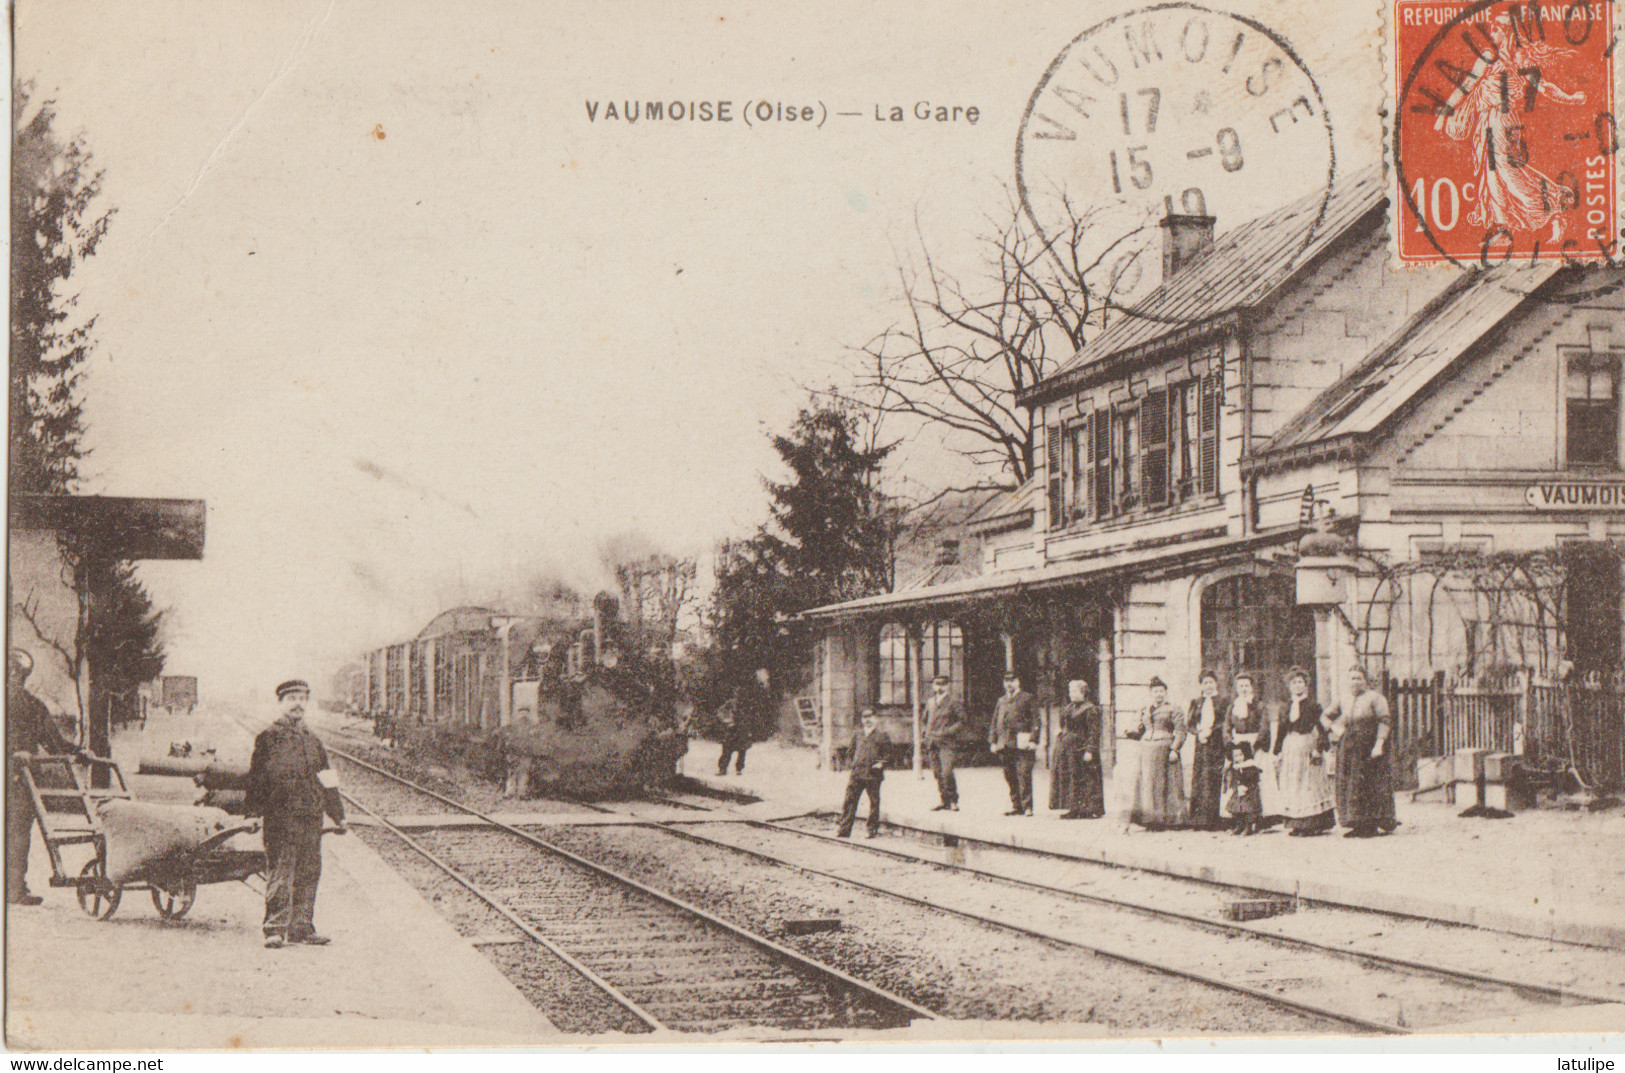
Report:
760,816,1625,1001
329,749,936,1035
761,812,1625,997
327,737,1621,1035
571,805,1624,1035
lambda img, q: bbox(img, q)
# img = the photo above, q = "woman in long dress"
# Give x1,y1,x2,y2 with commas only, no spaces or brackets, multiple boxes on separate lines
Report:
1186,670,1230,830
1225,671,1279,824
1050,680,1104,819
1327,664,1399,838
1273,666,1335,836
1123,676,1187,830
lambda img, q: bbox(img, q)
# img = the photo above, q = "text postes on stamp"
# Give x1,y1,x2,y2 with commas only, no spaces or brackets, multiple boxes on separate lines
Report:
1393,0,1618,266
1016,3,1334,320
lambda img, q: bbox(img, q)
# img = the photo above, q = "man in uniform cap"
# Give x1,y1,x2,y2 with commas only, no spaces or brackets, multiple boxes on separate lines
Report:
922,675,965,812
7,649,85,905
244,679,346,948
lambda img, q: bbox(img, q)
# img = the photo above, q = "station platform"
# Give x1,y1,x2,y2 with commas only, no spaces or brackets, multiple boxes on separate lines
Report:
5,708,557,1051
681,737,1625,952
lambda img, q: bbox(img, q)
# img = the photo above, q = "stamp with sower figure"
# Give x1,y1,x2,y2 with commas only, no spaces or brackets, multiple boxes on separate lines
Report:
1393,0,1619,265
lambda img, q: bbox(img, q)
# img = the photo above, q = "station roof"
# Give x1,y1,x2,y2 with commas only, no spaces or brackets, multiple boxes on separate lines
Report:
9,494,206,560
800,524,1303,622
963,479,1037,537
1020,167,1386,407
416,606,501,639
1244,261,1564,473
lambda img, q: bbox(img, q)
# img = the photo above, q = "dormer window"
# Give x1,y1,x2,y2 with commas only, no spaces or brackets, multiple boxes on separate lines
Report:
1567,350,1620,468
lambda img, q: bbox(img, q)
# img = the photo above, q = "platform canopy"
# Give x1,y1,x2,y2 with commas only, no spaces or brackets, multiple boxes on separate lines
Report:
10,494,206,561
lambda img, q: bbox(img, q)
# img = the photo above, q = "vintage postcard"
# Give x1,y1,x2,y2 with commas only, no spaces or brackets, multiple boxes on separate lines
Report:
7,0,1625,1056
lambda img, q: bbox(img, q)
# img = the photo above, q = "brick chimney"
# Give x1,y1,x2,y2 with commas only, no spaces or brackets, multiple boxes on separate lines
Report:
1160,213,1216,277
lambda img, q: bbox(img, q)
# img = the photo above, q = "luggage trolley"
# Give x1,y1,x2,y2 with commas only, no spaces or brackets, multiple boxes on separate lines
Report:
17,754,265,920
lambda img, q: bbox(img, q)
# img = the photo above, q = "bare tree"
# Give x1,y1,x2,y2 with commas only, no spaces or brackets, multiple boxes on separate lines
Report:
851,186,1148,486
615,554,700,642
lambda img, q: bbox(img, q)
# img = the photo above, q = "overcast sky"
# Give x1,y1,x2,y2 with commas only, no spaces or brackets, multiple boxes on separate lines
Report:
18,0,1380,700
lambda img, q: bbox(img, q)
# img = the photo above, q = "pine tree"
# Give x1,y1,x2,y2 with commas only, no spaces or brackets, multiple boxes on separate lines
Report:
12,83,166,728
704,399,895,738
11,82,109,495
760,401,896,606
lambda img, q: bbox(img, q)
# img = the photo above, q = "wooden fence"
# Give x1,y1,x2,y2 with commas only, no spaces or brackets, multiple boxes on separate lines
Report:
1383,673,1442,789
1382,672,1625,791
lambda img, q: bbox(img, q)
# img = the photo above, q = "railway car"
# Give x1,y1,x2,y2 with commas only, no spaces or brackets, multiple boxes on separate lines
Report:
360,594,687,793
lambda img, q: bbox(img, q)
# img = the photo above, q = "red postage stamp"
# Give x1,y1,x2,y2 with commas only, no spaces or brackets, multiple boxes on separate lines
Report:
1392,0,1618,264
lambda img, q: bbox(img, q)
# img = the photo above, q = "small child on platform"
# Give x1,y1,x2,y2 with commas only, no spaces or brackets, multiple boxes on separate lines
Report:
1226,741,1264,836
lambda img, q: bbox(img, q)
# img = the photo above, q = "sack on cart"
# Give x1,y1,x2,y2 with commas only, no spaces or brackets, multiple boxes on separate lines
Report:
97,800,238,885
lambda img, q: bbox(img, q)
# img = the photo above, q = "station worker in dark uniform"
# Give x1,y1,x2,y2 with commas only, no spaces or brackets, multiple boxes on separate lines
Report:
245,679,346,948
837,708,887,838
989,672,1039,816
922,674,965,811
7,649,84,905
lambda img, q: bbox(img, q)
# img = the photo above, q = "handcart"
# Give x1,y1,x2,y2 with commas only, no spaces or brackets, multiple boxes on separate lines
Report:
17,754,265,921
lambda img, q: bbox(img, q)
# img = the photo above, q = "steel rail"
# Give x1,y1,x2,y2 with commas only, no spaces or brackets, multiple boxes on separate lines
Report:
330,748,939,1026
629,816,1408,1035
740,815,1625,1010
338,788,667,1033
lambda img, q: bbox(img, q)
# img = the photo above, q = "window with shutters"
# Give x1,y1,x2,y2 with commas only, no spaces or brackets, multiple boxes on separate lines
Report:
1170,380,1200,500
1066,416,1093,522
1116,406,1140,512
1141,387,1169,506
1055,376,1220,525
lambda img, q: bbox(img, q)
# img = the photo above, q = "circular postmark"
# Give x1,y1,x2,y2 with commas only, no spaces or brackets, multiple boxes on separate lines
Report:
1016,3,1335,323
1393,0,1622,283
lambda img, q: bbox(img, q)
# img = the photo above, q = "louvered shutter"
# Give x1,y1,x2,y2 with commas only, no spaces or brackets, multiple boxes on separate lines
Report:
1046,423,1063,529
1078,414,1094,521
1141,388,1168,507
1199,373,1221,495
1093,409,1113,519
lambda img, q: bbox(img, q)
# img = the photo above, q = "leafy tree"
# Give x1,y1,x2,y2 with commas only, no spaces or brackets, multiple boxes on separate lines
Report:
11,83,165,729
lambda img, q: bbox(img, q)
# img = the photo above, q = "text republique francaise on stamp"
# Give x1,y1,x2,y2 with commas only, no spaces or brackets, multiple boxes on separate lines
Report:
1393,0,1620,266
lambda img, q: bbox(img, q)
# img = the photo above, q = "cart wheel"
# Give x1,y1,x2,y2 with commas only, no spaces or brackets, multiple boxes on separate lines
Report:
151,881,197,920
75,858,122,920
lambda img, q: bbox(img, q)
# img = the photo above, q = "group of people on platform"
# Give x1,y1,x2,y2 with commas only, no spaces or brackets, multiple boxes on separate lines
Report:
1114,662,1398,839
837,663,1400,841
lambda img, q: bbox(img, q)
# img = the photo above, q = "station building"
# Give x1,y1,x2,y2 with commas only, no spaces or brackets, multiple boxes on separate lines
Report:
802,166,1625,786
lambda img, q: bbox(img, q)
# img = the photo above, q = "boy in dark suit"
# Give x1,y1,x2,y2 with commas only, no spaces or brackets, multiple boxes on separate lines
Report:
837,708,887,838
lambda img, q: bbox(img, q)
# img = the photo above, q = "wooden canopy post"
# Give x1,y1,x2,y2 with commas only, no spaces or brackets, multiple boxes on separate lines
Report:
908,624,924,773
818,634,834,770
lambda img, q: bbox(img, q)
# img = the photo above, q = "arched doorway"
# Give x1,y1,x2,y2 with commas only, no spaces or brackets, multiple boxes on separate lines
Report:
1199,571,1317,704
